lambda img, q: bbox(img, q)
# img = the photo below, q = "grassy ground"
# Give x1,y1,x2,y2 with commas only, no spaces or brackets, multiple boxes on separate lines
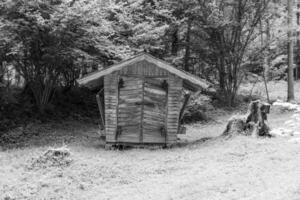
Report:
1,80,300,200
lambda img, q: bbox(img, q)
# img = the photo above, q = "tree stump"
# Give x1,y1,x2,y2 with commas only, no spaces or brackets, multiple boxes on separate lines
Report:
222,100,271,137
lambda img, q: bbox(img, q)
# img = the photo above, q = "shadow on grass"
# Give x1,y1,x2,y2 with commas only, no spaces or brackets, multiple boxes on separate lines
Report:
172,137,213,149
95,137,215,151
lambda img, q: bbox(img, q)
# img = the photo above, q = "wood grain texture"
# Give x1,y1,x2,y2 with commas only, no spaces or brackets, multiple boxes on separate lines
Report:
77,53,210,91
166,74,183,143
118,60,169,77
116,76,142,143
104,74,118,143
103,62,184,146
142,77,167,144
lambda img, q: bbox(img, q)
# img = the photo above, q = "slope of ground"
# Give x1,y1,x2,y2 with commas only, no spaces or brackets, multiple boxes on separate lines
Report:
1,106,299,200
1,80,299,200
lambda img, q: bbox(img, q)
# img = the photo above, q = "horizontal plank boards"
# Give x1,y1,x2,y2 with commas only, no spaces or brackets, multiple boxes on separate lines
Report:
143,110,165,118
143,114,165,122
103,72,186,144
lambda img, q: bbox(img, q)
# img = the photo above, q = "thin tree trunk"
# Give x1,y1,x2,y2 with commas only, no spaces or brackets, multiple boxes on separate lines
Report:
287,0,295,101
260,20,270,102
265,18,270,81
296,0,300,80
171,26,179,56
219,58,226,91
184,20,192,72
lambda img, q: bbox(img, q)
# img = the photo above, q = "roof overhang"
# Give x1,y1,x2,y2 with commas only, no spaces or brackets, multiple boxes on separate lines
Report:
77,53,213,92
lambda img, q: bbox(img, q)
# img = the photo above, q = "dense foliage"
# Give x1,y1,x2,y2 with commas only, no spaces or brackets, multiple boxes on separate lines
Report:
0,0,292,131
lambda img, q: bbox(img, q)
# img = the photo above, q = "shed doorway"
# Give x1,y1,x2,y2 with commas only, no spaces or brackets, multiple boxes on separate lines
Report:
116,76,168,144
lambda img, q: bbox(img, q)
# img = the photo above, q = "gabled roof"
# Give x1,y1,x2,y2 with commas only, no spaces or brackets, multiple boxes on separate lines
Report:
77,53,212,91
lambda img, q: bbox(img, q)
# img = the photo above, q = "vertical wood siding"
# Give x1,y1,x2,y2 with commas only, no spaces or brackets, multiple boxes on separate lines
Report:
117,76,143,143
118,60,169,76
104,74,118,142
104,60,183,145
166,74,182,144
143,77,168,143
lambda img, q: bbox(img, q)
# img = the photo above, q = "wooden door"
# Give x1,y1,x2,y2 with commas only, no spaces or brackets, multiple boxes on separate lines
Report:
117,76,143,143
142,78,168,144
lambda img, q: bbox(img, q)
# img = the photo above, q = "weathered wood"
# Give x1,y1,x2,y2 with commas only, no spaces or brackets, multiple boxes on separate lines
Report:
223,100,271,137
104,74,118,143
116,76,142,143
140,76,144,143
165,75,182,143
96,89,105,130
141,77,168,144
77,53,210,91
118,60,169,77
100,56,190,147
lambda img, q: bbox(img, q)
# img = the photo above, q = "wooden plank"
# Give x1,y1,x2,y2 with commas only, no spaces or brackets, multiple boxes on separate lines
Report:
143,114,165,121
116,75,143,143
144,92,166,102
118,114,140,118
143,110,166,118
117,123,140,143
117,113,139,118
143,112,165,119
78,54,210,91
105,110,117,114
118,98,142,104
144,88,166,96
119,86,143,92
167,127,179,131
143,121,165,128
140,75,145,143
143,132,165,143
123,81,143,87
97,91,108,129
105,96,118,100
118,112,141,117
104,74,118,143
119,91,142,97
165,75,182,143
141,77,167,144
118,60,169,77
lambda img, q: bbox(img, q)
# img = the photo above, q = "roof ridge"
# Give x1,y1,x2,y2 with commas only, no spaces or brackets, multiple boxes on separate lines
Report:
77,53,212,91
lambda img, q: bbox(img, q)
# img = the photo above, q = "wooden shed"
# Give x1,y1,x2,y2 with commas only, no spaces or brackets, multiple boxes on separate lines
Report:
77,53,211,148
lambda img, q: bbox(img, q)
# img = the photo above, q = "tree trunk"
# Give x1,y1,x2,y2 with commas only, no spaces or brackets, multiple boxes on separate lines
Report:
184,19,192,72
287,0,295,102
171,26,179,56
219,57,226,91
223,100,271,137
29,80,55,114
265,18,270,81
296,0,300,80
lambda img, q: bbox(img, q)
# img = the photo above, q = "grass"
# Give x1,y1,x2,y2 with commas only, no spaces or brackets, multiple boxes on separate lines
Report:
239,80,300,103
1,80,300,200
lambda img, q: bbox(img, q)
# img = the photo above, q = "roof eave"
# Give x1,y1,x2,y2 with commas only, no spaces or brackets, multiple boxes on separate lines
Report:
77,53,213,91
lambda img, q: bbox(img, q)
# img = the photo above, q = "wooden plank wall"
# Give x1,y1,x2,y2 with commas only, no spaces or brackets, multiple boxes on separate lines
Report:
104,60,183,145
166,74,183,144
104,74,118,142
118,60,169,77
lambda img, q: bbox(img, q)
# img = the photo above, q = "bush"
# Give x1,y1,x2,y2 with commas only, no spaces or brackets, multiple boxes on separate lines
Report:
181,94,212,124
0,86,99,137
52,87,99,120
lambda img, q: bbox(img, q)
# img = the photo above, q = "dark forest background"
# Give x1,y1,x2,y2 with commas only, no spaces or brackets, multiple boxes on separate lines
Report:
0,0,296,132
